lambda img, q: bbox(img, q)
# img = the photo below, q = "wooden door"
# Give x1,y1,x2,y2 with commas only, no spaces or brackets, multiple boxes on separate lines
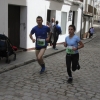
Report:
8,5,20,48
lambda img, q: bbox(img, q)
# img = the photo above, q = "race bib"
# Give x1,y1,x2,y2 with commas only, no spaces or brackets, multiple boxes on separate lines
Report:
37,39,45,46
66,46,75,54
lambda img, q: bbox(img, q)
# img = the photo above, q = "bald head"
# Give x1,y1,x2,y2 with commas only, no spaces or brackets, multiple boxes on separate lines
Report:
51,18,55,23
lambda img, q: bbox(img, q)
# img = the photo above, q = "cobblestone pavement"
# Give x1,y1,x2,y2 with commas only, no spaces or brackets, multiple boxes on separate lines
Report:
0,29,100,100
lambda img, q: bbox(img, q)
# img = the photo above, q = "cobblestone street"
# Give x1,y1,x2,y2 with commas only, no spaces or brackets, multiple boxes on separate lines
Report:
0,28,100,100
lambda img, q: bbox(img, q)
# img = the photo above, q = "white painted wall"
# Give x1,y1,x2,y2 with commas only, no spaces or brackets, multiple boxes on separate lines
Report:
0,0,5,34
82,18,85,35
83,0,86,11
75,8,82,36
27,0,46,49
50,10,56,20
8,0,27,6
56,11,61,25
61,12,67,34
85,18,89,32
20,6,27,48
0,0,82,49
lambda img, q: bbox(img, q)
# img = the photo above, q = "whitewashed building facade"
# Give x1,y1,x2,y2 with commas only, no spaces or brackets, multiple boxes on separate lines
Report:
0,0,83,49
82,0,97,39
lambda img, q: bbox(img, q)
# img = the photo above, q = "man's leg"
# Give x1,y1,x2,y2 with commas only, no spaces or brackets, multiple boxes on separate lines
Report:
52,33,56,49
56,34,59,42
35,50,41,65
53,33,58,49
35,48,46,73
89,33,91,38
49,33,52,46
91,33,93,37
55,34,59,49
89,33,92,38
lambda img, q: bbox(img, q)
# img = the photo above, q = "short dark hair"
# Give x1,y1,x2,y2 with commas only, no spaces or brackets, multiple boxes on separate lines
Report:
36,16,43,20
69,25,76,31
56,21,58,24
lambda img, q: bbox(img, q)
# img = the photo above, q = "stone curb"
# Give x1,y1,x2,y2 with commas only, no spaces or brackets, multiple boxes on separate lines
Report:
0,34,97,74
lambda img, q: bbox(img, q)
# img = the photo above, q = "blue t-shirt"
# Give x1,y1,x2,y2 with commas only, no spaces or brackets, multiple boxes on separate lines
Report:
31,25,50,48
56,25,62,34
65,34,80,53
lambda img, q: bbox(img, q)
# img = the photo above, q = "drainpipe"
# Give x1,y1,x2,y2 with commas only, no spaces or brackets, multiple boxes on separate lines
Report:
80,4,83,39
92,0,95,27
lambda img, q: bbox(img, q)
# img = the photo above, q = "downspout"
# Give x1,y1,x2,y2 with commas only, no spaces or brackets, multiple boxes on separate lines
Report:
80,4,83,39
92,0,94,27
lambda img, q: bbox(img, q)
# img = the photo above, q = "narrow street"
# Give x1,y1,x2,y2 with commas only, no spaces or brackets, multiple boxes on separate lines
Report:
0,26,100,100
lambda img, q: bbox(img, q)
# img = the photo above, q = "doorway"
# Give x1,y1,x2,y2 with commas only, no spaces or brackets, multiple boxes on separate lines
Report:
47,10,51,22
8,5,20,48
72,11,75,25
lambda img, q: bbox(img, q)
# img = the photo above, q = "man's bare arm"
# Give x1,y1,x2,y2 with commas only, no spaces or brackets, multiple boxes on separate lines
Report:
29,33,35,43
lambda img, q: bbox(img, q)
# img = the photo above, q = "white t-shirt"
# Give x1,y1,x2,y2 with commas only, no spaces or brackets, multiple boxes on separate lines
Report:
50,22,55,33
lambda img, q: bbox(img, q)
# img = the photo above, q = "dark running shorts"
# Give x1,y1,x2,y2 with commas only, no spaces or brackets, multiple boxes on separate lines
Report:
35,46,47,50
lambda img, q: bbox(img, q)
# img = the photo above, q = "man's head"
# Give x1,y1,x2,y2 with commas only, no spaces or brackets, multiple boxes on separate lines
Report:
36,16,43,26
56,21,58,25
46,21,49,25
51,18,55,23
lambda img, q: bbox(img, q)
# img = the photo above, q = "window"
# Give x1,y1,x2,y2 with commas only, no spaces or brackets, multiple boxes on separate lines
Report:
61,12,67,34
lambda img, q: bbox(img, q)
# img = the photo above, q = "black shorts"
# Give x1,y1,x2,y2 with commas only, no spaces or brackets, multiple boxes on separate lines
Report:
35,46,47,50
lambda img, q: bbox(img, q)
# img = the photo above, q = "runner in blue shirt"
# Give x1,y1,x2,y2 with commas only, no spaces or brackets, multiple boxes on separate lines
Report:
64,25,84,83
29,16,51,74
